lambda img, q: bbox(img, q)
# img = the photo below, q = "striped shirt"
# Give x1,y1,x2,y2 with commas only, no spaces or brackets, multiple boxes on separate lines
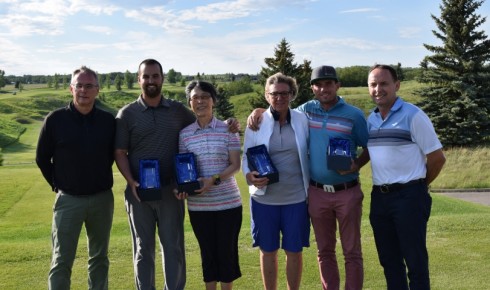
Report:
367,97,442,185
296,98,369,185
179,117,242,211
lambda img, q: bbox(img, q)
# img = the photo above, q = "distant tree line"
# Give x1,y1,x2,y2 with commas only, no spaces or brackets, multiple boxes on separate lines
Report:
1,0,488,147
1,66,423,91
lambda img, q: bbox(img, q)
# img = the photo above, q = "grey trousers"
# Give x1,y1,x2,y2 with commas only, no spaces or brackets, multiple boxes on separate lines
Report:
125,184,186,290
49,189,114,290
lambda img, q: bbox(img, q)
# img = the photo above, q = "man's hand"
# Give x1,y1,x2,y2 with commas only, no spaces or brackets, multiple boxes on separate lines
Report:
129,180,141,202
247,108,266,131
225,118,241,133
338,159,360,175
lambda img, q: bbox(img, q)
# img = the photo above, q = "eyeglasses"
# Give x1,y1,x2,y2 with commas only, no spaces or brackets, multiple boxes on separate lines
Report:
72,83,98,90
190,95,212,101
267,91,292,99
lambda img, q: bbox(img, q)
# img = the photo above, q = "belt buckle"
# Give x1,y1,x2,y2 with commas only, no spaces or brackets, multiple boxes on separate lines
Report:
380,184,389,193
323,184,335,193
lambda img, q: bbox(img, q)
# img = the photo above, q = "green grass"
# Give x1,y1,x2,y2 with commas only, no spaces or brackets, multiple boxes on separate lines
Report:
1,82,489,289
1,163,489,289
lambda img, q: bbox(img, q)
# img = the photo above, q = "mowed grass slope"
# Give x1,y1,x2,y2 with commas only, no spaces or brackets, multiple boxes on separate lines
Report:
0,82,489,289
1,163,489,289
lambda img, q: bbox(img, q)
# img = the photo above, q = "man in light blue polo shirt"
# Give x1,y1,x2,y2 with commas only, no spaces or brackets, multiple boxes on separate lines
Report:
367,64,445,290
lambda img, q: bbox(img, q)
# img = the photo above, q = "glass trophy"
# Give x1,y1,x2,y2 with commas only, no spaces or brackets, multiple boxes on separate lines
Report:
246,144,279,184
138,159,162,201
174,153,200,195
327,138,352,170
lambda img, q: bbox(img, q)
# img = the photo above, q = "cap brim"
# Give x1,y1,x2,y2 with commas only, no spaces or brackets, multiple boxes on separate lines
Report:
310,77,338,84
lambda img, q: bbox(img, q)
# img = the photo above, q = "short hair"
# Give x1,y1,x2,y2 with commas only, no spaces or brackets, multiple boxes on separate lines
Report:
185,80,218,105
138,59,164,77
71,66,98,85
265,72,299,101
369,64,398,82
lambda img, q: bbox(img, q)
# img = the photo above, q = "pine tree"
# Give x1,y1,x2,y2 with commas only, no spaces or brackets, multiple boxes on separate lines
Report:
62,75,68,90
124,70,134,89
249,38,312,109
99,74,105,89
395,63,405,81
114,74,122,91
214,85,235,121
105,75,111,90
417,0,490,146
292,59,313,108
0,69,6,88
53,74,60,90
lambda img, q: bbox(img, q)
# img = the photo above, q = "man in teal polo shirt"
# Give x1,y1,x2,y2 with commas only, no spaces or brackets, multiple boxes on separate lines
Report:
298,66,369,290
248,66,370,289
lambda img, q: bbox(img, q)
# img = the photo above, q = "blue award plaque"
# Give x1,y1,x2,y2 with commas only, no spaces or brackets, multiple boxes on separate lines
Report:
327,138,352,170
175,153,200,195
246,144,279,184
138,159,162,201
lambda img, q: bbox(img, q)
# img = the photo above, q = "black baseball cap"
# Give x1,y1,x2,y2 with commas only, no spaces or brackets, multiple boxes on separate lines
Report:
310,65,338,84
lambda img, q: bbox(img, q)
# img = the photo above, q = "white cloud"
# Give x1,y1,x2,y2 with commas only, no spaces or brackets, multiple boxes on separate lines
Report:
124,7,198,33
14,0,69,16
81,25,113,35
340,8,379,14
398,27,422,39
0,13,64,36
0,0,121,37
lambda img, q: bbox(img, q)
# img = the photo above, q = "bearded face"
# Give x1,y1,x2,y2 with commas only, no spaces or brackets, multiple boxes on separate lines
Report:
138,63,164,99
142,82,162,99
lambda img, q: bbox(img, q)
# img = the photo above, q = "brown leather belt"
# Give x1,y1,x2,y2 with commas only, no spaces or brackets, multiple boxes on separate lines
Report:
310,179,359,193
372,178,426,193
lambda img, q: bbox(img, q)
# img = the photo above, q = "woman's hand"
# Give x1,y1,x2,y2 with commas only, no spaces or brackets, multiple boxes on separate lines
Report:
246,171,269,188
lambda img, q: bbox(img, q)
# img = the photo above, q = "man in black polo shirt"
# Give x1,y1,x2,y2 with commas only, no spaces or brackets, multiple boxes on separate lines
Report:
36,66,115,290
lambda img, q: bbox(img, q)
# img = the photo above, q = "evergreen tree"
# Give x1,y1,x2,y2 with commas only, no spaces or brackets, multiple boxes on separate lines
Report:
53,74,60,90
124,70,134,89
395,62,405,81
99,74,104,89
250,38,312,109
292,59,313,108
47,76,53,88
114,74,123,91
105,75,111,90
214,85,235,121
0,69,5,88
418,0,490,146
62,75,68,89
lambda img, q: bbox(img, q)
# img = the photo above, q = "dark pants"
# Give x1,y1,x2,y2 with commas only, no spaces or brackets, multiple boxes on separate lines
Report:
189,206,243,283
369,182,432,290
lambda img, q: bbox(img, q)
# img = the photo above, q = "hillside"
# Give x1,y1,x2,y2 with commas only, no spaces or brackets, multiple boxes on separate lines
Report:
1,82,489,189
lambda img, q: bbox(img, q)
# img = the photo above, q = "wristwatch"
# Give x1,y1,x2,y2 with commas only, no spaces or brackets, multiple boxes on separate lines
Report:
213,174,221,185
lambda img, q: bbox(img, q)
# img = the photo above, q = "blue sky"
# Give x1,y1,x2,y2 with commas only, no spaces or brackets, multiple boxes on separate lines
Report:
1,0,489,76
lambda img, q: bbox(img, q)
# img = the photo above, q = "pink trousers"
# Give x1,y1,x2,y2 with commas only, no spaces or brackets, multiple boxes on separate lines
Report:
308,184,364,290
